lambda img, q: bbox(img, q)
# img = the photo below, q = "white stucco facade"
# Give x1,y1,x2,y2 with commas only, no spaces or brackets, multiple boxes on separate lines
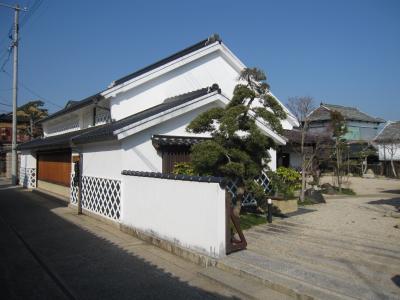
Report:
378,144,400,161
121,175,226,258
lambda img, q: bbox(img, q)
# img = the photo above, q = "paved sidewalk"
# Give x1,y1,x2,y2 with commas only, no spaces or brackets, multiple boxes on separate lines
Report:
0,179,289,299
218,188,400,299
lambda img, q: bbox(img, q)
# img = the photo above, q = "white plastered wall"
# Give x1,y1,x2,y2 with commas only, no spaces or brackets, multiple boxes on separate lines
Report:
109,50,239,121
121,175,226,258
80,142,123,180
378,144,400,161
20,150,36,169
82,100,279,174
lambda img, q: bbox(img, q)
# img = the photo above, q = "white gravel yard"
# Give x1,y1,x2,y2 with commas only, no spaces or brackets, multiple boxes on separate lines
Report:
221,177,400,299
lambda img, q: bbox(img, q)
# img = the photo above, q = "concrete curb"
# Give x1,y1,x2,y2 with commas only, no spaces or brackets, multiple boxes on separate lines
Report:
119,224,217,267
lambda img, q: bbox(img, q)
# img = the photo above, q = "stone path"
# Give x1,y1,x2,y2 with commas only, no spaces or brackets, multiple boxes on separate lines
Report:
218,187,400,299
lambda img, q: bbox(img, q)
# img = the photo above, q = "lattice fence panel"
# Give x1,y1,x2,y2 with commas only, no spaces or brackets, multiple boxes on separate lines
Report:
19,167,36,188
81,176,121,221
226,171,272,207
70,173,78,205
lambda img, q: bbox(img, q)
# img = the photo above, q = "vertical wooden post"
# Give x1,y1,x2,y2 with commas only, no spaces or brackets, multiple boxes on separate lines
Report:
77,154,82,214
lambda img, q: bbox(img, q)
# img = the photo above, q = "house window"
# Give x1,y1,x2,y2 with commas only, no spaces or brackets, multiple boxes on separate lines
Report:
161,146,191,173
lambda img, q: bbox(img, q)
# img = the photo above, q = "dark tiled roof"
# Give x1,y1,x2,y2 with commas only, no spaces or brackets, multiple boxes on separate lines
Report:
112,34,221,87
374,121,400,143
37,93,102,124
72,85,220,144
0,113,30,123
152,134,210,149
308,103,385,123
17,126,102,151
282,129,332,144
121,170,226,184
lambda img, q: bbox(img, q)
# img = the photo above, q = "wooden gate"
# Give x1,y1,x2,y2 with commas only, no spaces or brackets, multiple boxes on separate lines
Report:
37,150,71,186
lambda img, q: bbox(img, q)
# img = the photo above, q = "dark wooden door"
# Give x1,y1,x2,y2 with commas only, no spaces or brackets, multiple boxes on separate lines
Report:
37,150,72,186
162,150,191,173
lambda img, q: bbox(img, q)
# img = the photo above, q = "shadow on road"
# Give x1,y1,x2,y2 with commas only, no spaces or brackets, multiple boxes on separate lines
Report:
392,275,400,288
0,185,237,300
382,189,400,194
367,197,400,211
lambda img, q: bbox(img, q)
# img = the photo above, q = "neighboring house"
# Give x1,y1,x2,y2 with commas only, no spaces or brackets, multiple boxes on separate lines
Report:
0,113,30,177
17,35,297,256
277,128,332,170
374,121,400,177
308,103,385,142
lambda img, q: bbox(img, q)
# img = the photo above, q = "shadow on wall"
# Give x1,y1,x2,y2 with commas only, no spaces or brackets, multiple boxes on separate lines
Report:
0,186,238,300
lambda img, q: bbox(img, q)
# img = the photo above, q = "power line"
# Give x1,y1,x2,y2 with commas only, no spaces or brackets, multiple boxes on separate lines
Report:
2,69,63,109
0,101,12,107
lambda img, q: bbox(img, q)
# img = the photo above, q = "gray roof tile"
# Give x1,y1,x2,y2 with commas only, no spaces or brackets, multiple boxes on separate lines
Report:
308,103,384,123
374,121,400,142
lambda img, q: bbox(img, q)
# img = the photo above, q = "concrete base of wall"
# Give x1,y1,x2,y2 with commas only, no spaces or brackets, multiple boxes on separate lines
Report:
272,199,298,214
120,224,217,267
37,180,70,198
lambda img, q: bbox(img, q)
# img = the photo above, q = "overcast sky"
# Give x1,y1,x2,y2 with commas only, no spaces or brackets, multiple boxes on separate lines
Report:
0,0,399,121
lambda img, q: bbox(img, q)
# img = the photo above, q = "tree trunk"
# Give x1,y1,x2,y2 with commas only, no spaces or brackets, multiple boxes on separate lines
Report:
336,140,342,193
391,158,397,178
300,157,306,202
233,186,245,218
30,117,34,141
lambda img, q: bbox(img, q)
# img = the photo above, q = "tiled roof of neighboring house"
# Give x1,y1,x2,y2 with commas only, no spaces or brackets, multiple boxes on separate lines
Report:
282,128,332,145
0,112,30,123
38,34,222,124
152,134,210,149
72,84,220,144
18,85,220,150
37,93,101,124
374,121,400,143
308,103,385,123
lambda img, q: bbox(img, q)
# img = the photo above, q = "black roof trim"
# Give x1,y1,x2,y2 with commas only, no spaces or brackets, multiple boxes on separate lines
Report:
112,34,222,87
121,170,226,184
72,84,220,145
152,134,210,149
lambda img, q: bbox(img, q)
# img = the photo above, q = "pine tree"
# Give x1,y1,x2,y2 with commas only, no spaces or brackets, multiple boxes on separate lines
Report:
187,68,286,214
17,100,48,139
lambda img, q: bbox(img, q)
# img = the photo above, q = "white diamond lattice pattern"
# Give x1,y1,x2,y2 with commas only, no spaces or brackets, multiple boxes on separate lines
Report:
81,176,121,221
226,172,271,207
19,167,36,188
70,173,78,205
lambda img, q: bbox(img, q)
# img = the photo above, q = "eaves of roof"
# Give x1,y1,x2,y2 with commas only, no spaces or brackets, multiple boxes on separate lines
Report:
71,85,221,145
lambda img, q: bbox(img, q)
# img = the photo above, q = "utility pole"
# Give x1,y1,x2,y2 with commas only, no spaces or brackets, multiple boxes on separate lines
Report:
0,3,27,184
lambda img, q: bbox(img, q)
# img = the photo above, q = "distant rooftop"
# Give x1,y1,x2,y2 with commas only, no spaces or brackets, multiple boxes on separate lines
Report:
374,121,400,143
308,103,385,123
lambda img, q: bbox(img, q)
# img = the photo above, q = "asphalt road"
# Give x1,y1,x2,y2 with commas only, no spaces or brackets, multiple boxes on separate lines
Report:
0,181,235,300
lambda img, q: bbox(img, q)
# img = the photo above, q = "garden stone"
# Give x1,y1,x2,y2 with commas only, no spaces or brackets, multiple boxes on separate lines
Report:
305,188,326,203
321,183,336,195
363,169,375,179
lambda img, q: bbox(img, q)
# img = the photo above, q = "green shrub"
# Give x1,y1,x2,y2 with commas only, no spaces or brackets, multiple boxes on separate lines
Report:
269,167,301,199
172,162,195,175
